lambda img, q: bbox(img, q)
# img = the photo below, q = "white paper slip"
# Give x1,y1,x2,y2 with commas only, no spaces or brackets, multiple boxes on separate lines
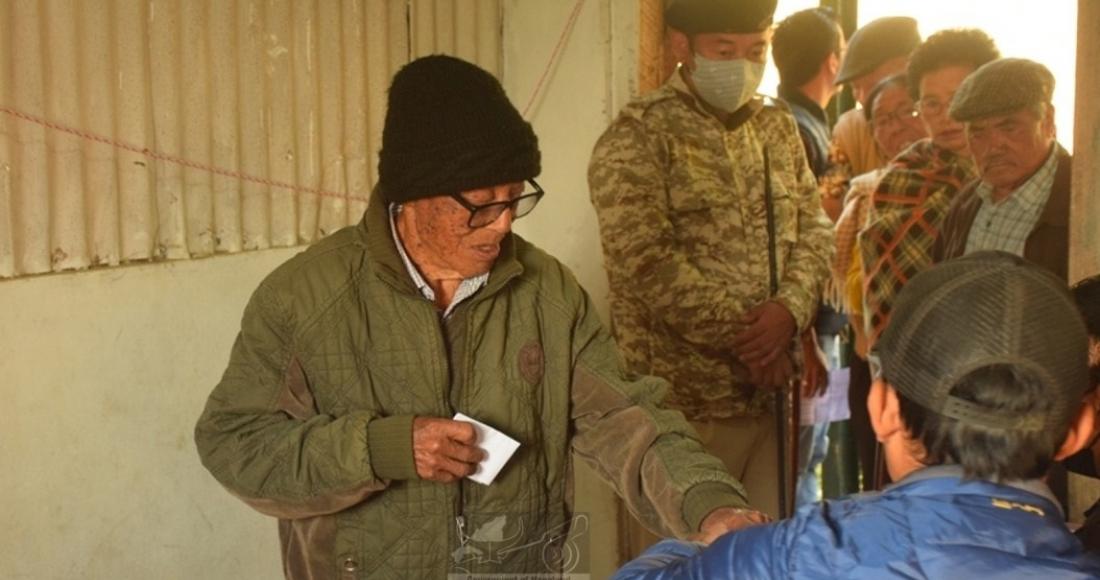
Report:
453,413,521,485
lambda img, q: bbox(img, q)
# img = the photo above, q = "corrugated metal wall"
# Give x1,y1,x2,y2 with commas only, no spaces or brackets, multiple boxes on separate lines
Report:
0,0,501,278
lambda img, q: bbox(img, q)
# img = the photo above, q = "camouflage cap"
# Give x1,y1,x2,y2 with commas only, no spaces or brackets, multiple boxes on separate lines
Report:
835,16,920,85
950,58,1055,122
664,0,778,35
876,251,1088,432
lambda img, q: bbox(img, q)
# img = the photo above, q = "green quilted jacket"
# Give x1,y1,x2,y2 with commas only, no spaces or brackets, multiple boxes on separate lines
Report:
195,195,747,579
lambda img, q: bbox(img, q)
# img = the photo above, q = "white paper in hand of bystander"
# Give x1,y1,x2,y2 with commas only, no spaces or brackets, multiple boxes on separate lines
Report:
453,413,521,485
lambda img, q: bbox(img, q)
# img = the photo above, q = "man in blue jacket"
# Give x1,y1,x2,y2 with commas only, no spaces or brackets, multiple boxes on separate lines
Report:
614,251,1100,579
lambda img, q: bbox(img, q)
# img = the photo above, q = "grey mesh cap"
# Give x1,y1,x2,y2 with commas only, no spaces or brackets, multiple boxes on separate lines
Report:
950,58,1055,122
876,251,1089,431
835,17,920,85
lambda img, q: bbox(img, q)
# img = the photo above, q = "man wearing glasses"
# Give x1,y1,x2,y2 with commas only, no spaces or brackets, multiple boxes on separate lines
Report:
195,55,763,579
589,0,833,557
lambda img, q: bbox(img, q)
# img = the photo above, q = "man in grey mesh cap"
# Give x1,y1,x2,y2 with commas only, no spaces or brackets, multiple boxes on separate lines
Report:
935,58,1071,281
614,251,1100,579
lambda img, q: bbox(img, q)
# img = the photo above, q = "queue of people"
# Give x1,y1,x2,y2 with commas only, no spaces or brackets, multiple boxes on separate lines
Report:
192,0,1100,577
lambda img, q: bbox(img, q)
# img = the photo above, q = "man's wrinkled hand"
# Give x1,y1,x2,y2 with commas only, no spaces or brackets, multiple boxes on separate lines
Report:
412,417,484,483
691,507,772,545
733,301,797,367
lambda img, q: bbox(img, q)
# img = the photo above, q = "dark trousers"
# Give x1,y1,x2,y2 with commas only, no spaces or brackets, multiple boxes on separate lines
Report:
847,355,881,491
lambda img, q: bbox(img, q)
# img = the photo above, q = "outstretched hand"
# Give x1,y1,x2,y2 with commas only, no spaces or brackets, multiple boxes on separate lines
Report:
691,507,772,545
412,417,484,483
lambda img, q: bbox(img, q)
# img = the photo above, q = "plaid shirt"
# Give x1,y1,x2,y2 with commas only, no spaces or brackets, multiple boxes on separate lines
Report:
858,139,976,347
966,146,1058,255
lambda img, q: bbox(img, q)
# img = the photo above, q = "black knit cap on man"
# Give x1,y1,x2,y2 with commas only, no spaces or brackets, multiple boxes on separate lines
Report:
378,54,541,204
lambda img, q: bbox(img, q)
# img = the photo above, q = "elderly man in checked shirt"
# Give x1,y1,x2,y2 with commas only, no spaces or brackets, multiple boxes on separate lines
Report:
934,58,1071,280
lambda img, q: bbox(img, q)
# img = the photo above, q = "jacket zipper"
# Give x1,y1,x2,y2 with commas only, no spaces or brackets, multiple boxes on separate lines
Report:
436,305,469,548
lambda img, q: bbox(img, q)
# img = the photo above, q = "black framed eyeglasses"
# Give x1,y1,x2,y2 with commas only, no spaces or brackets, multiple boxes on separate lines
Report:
450,180,545,229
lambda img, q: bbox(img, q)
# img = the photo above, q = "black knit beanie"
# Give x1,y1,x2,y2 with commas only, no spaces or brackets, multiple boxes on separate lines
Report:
378,55,541,204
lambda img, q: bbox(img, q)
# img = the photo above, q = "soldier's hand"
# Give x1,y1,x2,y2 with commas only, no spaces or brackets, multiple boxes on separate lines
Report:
412,417,484,483
748,352,794,391
733,301,796,367
768,352,795,390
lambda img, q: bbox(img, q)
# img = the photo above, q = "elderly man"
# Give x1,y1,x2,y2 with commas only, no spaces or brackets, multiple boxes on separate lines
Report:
588,0,833,555
830,17,921,179
195,55,761,580
935,58,1070,279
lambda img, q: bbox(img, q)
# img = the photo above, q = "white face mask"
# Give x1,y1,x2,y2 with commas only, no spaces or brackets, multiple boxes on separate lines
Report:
689,55,765,113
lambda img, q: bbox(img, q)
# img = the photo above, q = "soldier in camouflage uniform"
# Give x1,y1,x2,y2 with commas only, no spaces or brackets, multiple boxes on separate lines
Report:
588,0,833,560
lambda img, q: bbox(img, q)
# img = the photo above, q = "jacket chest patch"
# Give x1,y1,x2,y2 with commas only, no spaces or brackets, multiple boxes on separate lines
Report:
518,341,544,386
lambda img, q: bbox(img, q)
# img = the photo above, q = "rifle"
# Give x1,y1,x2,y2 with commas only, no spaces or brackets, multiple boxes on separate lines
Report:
763,147,799,519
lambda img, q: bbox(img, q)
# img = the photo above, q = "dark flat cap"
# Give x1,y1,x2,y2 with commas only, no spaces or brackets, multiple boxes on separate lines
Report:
836,17,920,84
665,0,777,35
950,58,1055,122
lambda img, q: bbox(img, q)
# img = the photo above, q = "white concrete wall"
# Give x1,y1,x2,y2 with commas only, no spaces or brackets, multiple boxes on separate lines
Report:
503,1,637,577
0,2,637,579
505,0,637,322
0,249,298,579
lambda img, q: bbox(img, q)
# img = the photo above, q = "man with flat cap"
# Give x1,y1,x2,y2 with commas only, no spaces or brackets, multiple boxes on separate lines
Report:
589,0,833,559
831,17,922,181
935,58,1070,280
195,54,765,579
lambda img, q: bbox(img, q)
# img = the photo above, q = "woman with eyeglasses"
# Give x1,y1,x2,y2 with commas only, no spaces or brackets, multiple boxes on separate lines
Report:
828,72,927,493
858,29,1000,357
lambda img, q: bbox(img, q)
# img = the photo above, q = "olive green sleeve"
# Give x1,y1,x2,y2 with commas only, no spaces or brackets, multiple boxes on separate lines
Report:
194,282,397,519
566,284,750,536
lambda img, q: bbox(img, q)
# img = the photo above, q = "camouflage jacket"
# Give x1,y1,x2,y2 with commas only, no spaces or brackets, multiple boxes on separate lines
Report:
588,72,834,421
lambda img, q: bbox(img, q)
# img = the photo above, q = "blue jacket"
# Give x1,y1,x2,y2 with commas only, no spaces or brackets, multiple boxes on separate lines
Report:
614,466,1100,579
